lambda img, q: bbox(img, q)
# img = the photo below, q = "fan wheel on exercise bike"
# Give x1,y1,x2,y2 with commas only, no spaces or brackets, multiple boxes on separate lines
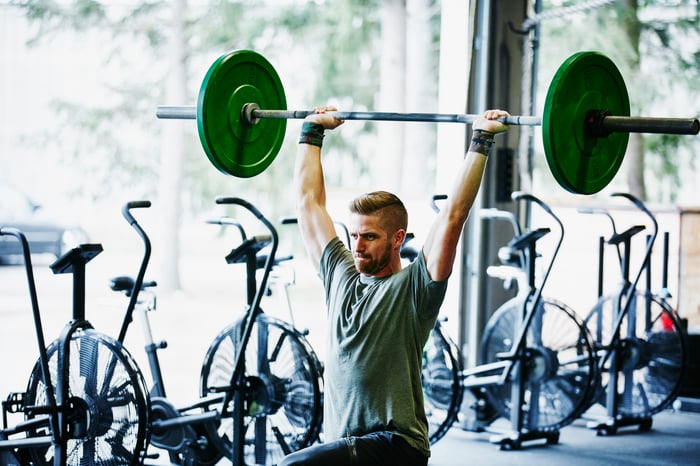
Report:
584,290,686,419
24,328,150,466
422,321,464,444
199,312,324,466
480,298,598,432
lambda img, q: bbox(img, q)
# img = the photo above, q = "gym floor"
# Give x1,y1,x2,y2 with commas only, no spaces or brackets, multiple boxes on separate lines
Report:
428,402,700,466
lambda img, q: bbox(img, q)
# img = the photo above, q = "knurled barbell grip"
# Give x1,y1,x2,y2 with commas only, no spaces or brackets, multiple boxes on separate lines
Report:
252,109,543,126
156,105,542,126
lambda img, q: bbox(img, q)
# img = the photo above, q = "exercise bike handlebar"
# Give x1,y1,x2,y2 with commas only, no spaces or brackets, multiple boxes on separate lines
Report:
280,216,352,250
206,216,247,241
122,200,151,225
430,194,448,213
216,197,273,223
577,207,618,236
214,197,279,393
511,191,564,294
611,192,659,238
117,200,152,344
611,191,659,296
577,206,622,264
0,228,43,322
215,197,279,257
512,191,564,240
513,191,556,219
434,193,518,232
579,193,658,244
0,228,56,418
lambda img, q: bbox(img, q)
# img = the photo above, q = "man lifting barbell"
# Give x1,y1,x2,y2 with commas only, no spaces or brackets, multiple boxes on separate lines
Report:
279,107,510,466
154,48,698,463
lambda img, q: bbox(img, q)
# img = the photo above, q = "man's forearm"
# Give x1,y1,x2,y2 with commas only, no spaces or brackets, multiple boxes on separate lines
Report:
447,149,489,224
294,143,327,212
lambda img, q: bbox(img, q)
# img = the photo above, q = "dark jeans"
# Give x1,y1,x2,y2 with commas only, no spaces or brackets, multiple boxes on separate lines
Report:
278,431,428,466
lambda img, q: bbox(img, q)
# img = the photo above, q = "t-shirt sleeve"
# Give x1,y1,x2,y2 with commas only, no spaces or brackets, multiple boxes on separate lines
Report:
412,249,449,321
319,237,355,299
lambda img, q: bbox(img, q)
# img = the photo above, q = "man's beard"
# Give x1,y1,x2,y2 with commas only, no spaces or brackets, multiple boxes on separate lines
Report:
354,242,393,275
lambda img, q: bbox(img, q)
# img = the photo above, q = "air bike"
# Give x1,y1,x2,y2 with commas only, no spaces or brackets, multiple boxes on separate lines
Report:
419,192,598,450
110,198,323,465
0,228,150,465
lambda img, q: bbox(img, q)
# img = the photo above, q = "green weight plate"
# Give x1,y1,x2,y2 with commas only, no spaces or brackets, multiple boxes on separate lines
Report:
197,50,287,178
542,52,630,194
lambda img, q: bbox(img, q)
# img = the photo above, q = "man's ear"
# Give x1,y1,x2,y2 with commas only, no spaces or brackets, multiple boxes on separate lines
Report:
394,229,406,250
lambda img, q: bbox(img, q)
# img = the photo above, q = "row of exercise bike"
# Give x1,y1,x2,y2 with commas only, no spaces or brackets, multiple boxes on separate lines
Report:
0,192,687,465
419,191,685,449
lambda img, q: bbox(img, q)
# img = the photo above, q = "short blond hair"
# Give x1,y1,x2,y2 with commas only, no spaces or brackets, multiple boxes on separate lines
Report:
349,191,408,234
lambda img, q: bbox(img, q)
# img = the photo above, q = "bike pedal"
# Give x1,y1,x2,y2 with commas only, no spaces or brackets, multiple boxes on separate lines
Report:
143,450,161,461
2,392,27,414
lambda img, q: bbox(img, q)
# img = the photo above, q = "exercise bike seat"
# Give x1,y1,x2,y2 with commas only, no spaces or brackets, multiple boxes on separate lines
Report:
507,227,550,252
109,275,158,297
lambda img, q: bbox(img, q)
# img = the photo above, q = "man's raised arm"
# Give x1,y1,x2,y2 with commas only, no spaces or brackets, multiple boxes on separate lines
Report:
294,106,345,271
422,109,511,282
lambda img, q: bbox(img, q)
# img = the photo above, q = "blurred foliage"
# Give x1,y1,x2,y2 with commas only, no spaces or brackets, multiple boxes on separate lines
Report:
9,0,698,209
9,0,391,218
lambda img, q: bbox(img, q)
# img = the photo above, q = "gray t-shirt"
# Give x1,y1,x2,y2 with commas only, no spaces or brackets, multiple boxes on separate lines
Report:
319,237,448,457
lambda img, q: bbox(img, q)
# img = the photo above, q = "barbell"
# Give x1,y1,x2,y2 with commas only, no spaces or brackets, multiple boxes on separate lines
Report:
156,49,699,195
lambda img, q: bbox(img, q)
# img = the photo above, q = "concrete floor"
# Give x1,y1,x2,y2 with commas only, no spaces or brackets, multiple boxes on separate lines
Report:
428,401,700,466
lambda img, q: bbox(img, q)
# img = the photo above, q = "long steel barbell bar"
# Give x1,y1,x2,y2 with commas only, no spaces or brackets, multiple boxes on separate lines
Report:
156,105,700,135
